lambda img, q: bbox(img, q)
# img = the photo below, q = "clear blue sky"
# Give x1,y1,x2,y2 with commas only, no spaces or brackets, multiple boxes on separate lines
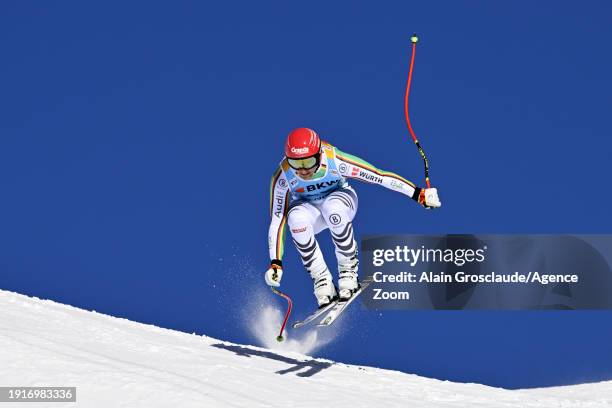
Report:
1,1,611,389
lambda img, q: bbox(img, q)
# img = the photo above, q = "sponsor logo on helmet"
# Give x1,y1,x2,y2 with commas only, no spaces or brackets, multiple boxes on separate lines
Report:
290,147,310,155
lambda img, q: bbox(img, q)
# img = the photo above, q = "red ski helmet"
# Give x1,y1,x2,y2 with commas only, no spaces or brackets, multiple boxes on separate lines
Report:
285,128,321,159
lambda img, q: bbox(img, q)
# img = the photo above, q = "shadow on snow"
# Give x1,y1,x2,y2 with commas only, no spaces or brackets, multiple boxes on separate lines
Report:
212,343,333,377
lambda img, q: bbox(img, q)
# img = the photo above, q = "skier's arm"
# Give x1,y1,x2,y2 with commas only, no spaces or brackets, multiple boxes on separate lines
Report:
268,168,290,264
335,148,424,202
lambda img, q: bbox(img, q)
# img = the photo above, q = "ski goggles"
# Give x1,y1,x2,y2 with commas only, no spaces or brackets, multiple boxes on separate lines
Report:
287,154,320,170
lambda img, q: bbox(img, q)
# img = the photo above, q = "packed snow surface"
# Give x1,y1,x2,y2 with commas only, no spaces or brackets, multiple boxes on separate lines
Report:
0,289,610,407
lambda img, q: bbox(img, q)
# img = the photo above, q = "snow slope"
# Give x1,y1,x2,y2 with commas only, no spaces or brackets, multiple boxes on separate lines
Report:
0,289,610,407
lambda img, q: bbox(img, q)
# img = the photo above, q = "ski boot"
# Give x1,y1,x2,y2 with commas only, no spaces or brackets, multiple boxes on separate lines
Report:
312,268,338,308
338,256,359,300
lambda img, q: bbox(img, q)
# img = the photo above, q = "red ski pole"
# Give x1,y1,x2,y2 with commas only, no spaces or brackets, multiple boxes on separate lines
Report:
270,287,293,342
404,34,432,189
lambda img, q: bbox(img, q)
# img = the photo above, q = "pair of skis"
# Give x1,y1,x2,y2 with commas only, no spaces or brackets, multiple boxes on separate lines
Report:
271,277,372,340
292,277,373,329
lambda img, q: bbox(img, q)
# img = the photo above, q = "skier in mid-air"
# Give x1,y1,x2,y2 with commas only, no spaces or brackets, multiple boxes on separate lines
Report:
265,128,441,308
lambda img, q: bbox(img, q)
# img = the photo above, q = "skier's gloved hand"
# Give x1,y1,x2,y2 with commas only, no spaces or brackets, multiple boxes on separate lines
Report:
417,187,441,208
265,260,283,287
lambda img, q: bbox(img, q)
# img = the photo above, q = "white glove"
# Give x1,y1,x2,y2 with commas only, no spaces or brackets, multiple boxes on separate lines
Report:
418,187,442,208
265,264,283,287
